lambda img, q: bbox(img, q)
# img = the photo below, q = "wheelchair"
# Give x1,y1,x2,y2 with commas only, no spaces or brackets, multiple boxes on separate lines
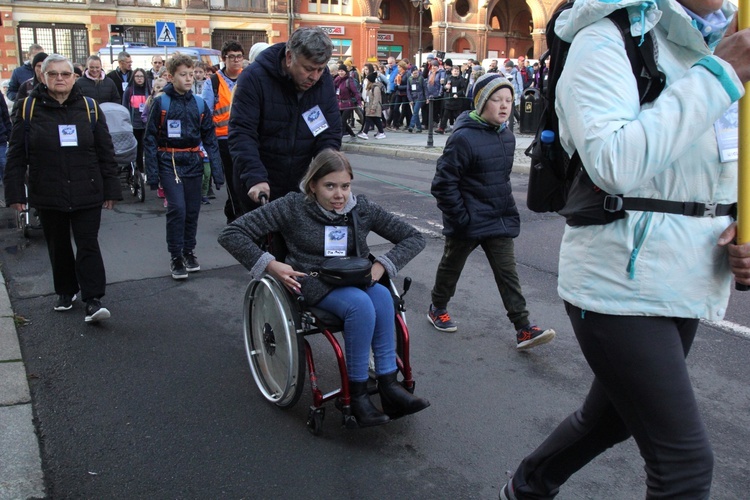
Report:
243,273,416,435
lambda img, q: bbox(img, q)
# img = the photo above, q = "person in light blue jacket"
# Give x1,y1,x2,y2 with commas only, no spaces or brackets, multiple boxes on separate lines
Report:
499,0,750,498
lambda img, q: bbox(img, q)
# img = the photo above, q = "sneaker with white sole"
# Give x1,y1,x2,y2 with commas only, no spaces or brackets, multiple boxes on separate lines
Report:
516,325,556,350
375,133,386,139
54,293,77,312
84,298,110,323
427,304,457,332
183,252,200,272
357,132,369,140
171,257,188,280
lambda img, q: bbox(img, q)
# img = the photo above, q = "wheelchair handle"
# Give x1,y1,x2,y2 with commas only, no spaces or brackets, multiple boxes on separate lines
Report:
402,277,412,296
258,193,269,205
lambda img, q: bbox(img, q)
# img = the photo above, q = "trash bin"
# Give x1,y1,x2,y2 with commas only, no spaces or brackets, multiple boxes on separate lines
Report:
520,88,542,134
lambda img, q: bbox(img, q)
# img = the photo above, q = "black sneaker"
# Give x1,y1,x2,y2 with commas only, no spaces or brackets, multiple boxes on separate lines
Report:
84,298,110,323
183,252,200,272
516,325,556,350
53,293,76,312
427,304,457,332
171,257,188,280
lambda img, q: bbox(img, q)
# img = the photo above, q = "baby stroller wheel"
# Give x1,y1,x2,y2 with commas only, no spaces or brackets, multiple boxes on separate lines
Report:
244,276,305,409
17,209,30,238
137,172,146,202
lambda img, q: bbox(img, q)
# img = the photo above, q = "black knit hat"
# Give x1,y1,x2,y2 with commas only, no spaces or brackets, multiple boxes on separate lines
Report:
444,58,453,67
366,71,377,83
32,52,49,69
338,64,348,72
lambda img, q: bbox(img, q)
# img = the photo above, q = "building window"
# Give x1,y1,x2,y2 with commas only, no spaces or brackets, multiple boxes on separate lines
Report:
116,0,181,7
211,30,268,54
17,23,89,65
210,0,267,11
330,39,352,59
308,0,351,15
377,44,403,62
379,2,390,20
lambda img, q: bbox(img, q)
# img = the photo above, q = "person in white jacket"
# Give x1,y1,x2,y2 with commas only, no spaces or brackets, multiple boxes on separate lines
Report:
499,0,750,498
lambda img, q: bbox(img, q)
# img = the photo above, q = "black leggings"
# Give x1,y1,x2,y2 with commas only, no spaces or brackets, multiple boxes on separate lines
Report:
512,304,712,499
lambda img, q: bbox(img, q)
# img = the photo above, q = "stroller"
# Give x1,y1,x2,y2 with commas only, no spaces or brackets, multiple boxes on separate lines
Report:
99,103,144,202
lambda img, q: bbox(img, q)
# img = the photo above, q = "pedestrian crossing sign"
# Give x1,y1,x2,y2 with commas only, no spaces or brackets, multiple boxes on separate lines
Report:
155,21,177,47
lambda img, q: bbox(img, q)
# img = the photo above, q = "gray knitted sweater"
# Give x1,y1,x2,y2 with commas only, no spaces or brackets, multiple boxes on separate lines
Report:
218,192,425,305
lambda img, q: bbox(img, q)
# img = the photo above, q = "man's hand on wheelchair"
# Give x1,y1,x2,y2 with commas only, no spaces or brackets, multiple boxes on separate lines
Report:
248,182,270,204
10,203,26,212
267,260,306,294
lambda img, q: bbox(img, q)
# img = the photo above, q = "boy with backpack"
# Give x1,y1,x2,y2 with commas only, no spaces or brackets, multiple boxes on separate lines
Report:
144,54,224,280
427,73,555,350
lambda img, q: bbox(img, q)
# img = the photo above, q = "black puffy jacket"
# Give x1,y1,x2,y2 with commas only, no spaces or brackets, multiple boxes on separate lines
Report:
4,86,122,210
143,84,224,186
75,74,121,104
431,111,519,239
228,43,342,201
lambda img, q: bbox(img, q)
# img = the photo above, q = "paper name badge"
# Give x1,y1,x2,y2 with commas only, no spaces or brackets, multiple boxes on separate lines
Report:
714,102,738,163
58,125,78,147
303,105,329,137
167,120,182,138
324,225,348,256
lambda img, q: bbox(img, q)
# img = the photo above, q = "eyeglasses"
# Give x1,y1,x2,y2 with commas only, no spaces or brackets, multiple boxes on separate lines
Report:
45,71,74,79
226,55,244,61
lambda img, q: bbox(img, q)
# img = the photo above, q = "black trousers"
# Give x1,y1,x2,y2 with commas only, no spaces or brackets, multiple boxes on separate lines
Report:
38,207,106,302
219,139,244,223
511,304,712,499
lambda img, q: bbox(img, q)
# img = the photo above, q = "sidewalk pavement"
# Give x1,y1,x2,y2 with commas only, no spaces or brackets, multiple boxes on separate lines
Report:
341,125,534,173
0,125,534,499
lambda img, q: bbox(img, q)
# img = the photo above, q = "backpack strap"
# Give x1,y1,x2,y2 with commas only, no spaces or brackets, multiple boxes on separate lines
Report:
607,8,665,105
211,74,220,108
158,93,171,134
82,96,98,135
193,94,205,125
22,97,35,158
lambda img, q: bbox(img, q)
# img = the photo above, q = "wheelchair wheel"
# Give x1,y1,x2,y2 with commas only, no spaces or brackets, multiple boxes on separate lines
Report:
244,276,305,409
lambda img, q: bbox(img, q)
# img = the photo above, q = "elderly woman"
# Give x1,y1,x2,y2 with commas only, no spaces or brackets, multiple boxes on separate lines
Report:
4,54,121,323
219,149,430,427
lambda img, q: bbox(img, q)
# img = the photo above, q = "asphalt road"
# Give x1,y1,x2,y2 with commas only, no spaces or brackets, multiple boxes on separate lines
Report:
1,153,749,499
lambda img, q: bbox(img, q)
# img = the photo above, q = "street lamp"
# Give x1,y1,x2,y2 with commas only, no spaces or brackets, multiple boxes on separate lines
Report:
412,0,431,68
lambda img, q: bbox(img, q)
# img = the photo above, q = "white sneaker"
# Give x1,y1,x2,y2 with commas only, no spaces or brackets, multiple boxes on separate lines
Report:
357,132,368,140
375,133,386,139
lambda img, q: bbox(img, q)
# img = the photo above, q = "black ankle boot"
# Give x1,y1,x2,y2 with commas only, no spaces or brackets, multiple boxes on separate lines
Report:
377,371,430,419
349,381,390,427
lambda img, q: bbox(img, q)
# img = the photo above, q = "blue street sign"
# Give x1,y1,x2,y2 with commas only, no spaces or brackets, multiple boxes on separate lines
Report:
155,22,177,47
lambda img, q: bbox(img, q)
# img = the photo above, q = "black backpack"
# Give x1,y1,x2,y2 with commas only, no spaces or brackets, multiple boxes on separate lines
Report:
526,3,674,226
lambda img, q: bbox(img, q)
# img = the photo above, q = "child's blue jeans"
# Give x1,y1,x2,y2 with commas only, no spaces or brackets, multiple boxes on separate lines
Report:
160,170,202,258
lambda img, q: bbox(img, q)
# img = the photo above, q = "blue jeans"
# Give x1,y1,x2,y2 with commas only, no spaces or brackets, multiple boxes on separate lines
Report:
409,101,423,130
315,283,397,382
160,171,202,258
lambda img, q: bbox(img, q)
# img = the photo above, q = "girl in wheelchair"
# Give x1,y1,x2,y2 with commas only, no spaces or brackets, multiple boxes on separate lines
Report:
219,148,429,427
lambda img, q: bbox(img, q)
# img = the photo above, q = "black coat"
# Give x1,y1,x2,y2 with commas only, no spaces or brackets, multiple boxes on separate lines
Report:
75,75,121,104
4,86,122,210
228,42,342,201
431,111,519,239
443,75,468,111
106,68,133,101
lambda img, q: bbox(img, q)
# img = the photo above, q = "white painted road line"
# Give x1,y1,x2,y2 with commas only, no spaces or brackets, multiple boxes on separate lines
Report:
702,319,750,340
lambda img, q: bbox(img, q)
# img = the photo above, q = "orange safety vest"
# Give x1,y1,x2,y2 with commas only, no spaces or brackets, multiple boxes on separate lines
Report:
213,72,237,138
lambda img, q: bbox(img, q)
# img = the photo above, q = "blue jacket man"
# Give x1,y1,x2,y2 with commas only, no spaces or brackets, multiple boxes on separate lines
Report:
7,62,34,102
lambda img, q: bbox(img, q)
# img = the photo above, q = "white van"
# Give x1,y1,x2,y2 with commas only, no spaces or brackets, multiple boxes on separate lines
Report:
481,57,538,74
412,51,477,68
98,44,222,73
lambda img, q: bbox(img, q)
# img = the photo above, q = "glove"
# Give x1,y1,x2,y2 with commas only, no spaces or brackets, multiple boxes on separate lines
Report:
214,183,223,191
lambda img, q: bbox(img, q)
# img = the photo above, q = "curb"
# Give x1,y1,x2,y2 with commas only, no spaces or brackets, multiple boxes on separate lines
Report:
0,274,45,500
342,142,532,175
